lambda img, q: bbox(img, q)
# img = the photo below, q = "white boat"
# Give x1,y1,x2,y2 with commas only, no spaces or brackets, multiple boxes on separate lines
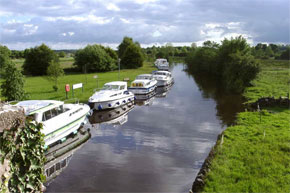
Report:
154,58,169,71
128,74,157,95
88,81,135,110
152,70,174,87
15,100,90,147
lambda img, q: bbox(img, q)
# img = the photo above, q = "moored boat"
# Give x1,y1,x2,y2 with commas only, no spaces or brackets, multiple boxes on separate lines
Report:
154,58,169,70
128,74,157,95
152,70,174,87
15,100,90,147
88,81,135,110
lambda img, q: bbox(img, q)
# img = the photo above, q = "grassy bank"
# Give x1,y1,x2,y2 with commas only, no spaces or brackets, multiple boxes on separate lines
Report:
200,59,290,192
244,59,290,103
11,61,155,103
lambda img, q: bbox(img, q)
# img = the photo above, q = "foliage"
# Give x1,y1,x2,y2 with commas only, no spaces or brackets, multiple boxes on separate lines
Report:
120,43,144,69
1,62,27,101
203,109,290,192
0,119,46,192
279,47,290,60
186,36,260,93
23,44,56,76
58,51,66,58
74,44,117,72
47,59,64,91
118,36,134,58
0,45,11,75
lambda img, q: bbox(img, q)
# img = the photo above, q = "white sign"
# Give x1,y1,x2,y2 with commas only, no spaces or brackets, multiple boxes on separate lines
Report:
72,83,83,90
93,75,98,79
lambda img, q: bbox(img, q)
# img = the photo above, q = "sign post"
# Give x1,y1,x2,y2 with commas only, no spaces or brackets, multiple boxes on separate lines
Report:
65,84,70,99
72,83,83,97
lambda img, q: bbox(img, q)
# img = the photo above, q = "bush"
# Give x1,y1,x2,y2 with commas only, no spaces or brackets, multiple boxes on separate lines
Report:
120,43,144,69
74,44,117,72
23,44,56,76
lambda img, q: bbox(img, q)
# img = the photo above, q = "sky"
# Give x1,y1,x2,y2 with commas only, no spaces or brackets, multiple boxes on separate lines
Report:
0,0,289,50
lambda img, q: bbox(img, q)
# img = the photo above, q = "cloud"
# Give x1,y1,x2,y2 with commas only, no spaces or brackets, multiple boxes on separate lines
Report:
0,0,288,49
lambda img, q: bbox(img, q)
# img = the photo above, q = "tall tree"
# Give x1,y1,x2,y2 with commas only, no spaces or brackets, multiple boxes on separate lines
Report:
118,36,134,58
23,44,55,76
1,63,26,101
0,45,11,75
47,58,64,91
121,43,144,69
74,44,117,72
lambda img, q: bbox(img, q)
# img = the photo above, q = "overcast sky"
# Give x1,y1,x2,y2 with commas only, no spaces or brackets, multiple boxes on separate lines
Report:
0,0,289,50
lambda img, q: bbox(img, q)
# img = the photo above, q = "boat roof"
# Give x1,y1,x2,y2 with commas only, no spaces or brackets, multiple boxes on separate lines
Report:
155,58,167,61
132,79,151,83
137,74,152,77
15,100,63,115
153,70,171,74
104,81,127,86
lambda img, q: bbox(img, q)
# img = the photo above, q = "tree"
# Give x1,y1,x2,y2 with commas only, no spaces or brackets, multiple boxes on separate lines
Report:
47,59,64,91
121,43,144,69
23,44,55,76
58,51,66,58
118,36,134,58
1,63,26,101
74,44,117,72
0,45,11,75
280,47,290,60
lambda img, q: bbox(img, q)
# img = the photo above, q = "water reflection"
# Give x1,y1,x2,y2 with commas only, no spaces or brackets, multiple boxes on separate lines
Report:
156,84,173,98
135,92,156,106
46,63,243,193
187,72,245,126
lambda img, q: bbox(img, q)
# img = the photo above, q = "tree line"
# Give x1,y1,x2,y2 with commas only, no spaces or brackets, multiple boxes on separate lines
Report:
185,36,260,93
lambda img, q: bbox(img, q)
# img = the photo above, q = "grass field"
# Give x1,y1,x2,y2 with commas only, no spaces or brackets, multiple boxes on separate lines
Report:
7,60,155,103
201,59,290,192
244,59,290,103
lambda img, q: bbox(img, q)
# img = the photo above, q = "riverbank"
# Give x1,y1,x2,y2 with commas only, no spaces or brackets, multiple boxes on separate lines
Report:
5,59,155,103
192,59,290,192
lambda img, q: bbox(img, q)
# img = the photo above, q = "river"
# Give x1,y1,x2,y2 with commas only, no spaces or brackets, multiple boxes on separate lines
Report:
46,63,244,192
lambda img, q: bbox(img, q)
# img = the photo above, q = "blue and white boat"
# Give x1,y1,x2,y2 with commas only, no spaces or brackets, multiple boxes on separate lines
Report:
128,74,157,95
88,81,135,110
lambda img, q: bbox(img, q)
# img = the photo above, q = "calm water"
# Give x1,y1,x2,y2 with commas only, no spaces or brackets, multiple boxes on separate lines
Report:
46,63,244,193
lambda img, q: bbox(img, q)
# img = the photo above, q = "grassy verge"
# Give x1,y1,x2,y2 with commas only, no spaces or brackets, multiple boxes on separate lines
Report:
200,59,290,192
14,61,155,103
244,59,290,103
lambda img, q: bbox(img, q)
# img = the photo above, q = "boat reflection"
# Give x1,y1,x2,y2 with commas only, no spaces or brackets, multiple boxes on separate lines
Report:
134,91,156,106
155,84,173,98
44,126,91,185
89,102,134,125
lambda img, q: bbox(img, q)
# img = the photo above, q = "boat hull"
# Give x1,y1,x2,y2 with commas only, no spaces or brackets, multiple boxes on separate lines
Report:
88,94,135,110
156,78,174,87
128,85,156,95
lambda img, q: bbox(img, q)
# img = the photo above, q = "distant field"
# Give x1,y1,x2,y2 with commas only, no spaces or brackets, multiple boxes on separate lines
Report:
13,61,155,103
12,57,75,70
244,59,290,103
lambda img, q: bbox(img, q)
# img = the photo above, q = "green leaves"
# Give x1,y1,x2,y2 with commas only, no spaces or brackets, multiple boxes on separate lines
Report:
0,120,46,192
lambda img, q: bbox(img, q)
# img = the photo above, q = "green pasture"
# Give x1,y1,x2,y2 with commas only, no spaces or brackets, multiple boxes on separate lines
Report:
244,59,290,103
202,59,290,192
17,61,155,103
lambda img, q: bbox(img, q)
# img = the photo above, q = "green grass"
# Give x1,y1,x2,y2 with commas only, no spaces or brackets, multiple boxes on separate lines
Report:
244,59,290,103
203,109,290,192
12,57,75,70
202,59,290,192
17,61,155,103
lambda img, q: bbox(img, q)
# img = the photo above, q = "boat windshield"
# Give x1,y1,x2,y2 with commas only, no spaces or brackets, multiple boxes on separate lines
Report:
102,85,120,90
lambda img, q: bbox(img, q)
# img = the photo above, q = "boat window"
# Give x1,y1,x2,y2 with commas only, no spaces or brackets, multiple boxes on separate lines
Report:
44,110,52,121
120,85,125,90
57,105,64,114
102,85,120,90
51,108,58,118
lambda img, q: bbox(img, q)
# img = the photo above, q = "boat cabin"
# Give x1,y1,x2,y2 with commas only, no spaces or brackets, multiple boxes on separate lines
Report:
101,81,127,91
136,74,154,80
152,71,171,77
16,100,66,123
